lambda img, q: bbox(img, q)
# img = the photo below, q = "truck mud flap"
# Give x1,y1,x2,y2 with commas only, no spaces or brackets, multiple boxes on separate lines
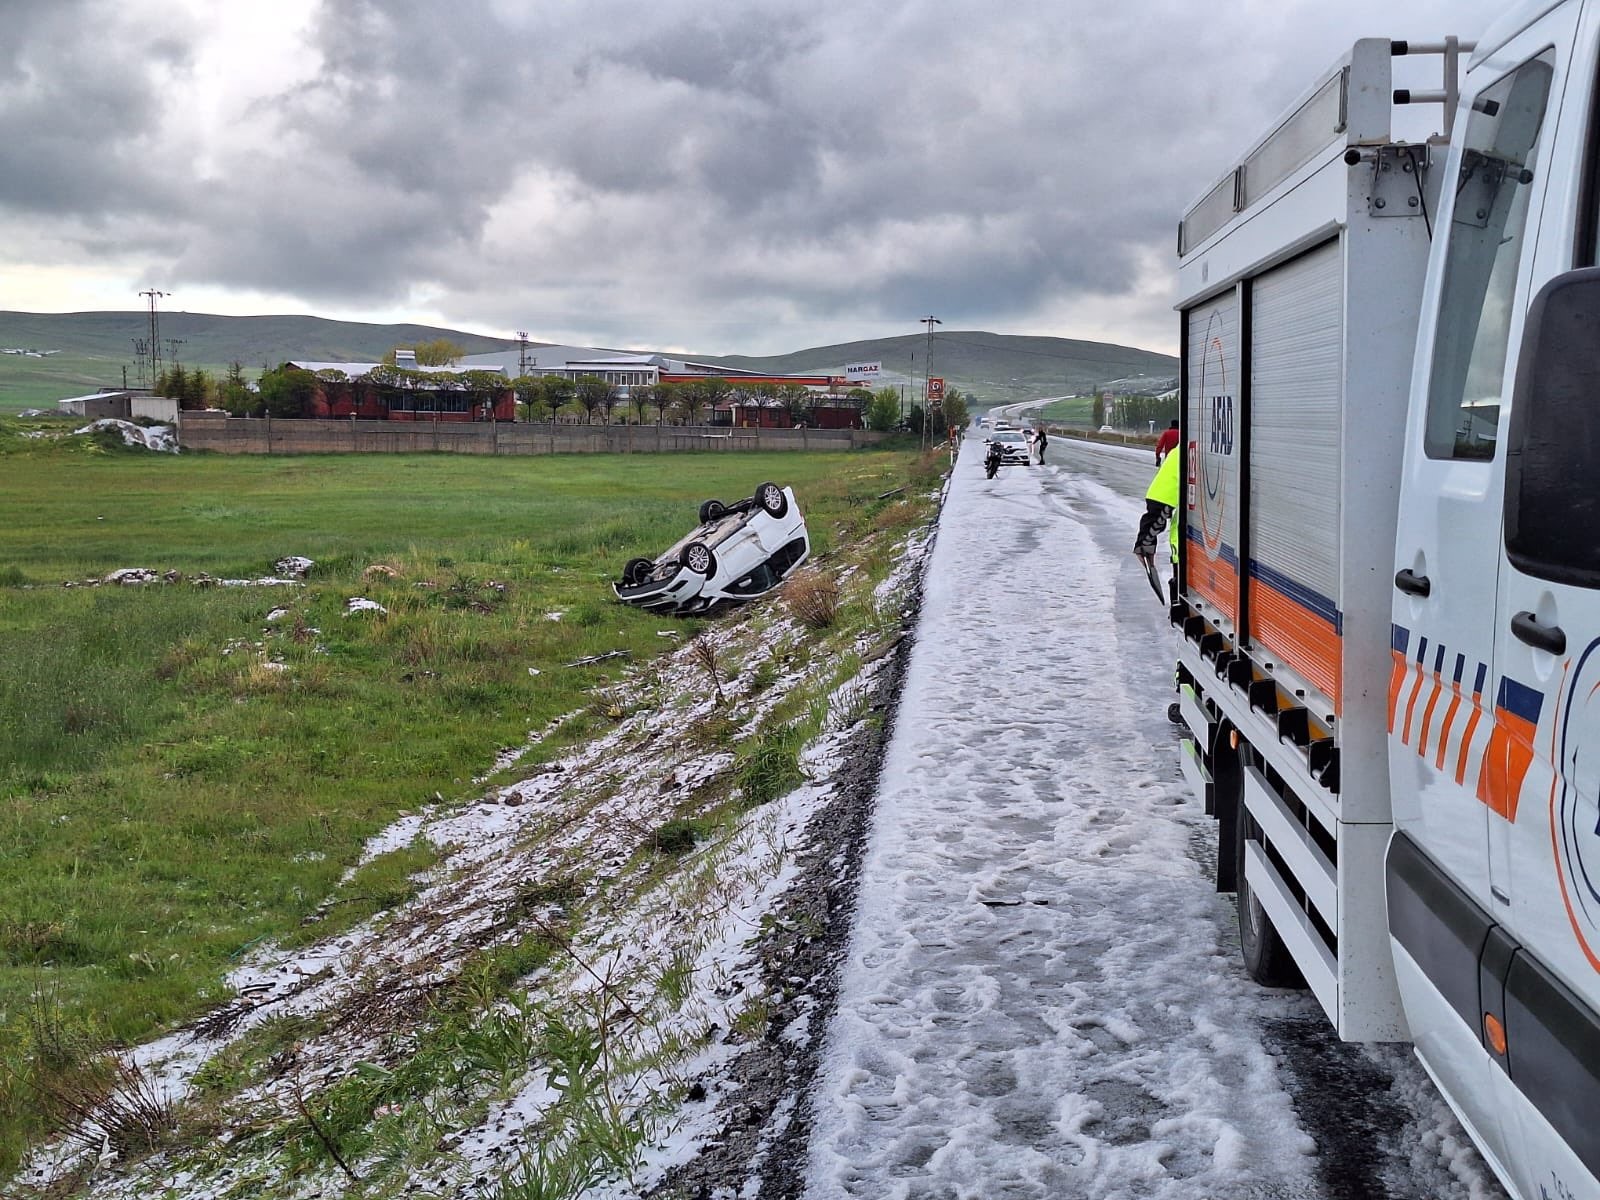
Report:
1180,738,1212,815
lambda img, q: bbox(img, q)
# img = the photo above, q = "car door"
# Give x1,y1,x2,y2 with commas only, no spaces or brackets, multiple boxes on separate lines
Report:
1491,7,1600,1196
1391,24,1569,1183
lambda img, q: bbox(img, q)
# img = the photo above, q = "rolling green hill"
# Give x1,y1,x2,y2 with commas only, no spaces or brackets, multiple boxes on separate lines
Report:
0,312,521,412
0,311,1175,414
703,331,1177,407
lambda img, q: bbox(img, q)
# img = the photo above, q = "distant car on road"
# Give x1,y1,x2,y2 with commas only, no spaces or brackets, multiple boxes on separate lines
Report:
983,429,1031,466
614,483,810,617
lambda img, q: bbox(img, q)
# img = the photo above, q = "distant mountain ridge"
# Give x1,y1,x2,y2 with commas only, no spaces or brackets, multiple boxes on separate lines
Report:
0,312,1176,408
698,330,1177,403
0,311,521,369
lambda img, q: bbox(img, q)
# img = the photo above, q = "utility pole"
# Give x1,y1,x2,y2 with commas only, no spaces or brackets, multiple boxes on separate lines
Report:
516,330,533,378
907,350,914,427
131,337,150,388
164,337,186,370
140,290,169,387
920,315,941,450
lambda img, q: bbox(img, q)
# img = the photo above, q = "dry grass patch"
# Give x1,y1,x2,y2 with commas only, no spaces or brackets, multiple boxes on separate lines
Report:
783,569,840,630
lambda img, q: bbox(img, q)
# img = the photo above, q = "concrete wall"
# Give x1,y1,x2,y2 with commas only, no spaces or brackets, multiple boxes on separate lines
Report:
177,414,886,455
132,396,180,423
60,394,132,420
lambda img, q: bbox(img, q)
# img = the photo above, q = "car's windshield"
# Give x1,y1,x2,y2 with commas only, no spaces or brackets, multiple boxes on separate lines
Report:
991,432,1025,444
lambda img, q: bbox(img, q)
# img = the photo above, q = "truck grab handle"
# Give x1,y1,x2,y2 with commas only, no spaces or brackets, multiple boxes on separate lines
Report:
1394,569,1431,597
1511,610,1567,656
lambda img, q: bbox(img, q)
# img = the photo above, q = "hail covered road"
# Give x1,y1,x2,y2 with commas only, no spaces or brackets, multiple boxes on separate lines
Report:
798,432,1507,1200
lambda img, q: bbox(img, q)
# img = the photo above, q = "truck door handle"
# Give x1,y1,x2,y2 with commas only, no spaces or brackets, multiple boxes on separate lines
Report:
1394,569,1431,597
1511,611,1567,655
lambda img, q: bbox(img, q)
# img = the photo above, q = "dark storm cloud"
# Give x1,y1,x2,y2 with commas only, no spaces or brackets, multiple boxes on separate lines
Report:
2,0,1511,350
0,0,192,217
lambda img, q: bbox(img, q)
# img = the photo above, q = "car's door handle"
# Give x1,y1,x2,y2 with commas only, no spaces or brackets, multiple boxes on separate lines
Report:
1394,569,1431,597
1511,611,1566,655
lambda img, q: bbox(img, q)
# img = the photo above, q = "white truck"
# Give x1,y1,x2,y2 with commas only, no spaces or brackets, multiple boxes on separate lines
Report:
1173,6,1600,1199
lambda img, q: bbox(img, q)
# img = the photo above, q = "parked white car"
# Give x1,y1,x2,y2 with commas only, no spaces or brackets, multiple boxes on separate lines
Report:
984,429,1031,465
614,482,810,616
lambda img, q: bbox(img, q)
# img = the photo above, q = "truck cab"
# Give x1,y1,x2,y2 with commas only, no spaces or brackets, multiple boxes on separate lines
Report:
1171,4,1600,1198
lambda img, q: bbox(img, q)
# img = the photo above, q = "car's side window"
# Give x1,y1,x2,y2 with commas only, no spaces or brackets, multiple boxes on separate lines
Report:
1423,52,1555,461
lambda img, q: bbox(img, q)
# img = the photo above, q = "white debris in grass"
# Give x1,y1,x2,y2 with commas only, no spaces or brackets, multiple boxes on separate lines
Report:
75,419,178,453
344,597,388,616
272,556,314,578
263,607,290,623
545,610,564,621
104,567,162,586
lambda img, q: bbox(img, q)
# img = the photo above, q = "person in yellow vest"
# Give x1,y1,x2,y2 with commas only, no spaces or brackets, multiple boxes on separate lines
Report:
1134,445,1181,598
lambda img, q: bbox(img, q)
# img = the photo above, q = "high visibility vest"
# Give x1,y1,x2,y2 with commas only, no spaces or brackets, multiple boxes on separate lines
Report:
1146,448,1181,559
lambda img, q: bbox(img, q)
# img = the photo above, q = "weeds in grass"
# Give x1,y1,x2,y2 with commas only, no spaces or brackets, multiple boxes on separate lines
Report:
688,634,726,707
784,569,840,630
651,819,702,857
33,1048,177,1162
737,724,806,808
830,681,874,732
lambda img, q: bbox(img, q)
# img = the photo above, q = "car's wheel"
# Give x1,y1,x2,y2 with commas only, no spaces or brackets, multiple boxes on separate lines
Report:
622,557,654,586
680,541,716,576
698,499,727,524
1235,791,1306,989
754,481,788,518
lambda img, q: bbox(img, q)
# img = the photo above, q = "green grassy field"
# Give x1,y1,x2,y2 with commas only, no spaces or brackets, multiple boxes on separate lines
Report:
0,354,246,414
0,431,936,1174
0,352,129,412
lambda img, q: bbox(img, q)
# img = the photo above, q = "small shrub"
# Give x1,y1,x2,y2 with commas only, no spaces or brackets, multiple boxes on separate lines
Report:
652,819,701,856
737,726,804,808
784,570,840,630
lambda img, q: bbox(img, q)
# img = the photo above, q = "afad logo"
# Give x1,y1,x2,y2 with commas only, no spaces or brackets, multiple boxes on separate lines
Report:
1194,308,1233,557
1553,636,1600,972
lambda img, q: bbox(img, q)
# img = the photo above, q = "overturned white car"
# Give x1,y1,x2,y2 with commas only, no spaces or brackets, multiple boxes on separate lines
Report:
614,482,810,617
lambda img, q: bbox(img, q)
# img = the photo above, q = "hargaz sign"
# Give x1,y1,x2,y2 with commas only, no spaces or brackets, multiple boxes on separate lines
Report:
844,361,881,381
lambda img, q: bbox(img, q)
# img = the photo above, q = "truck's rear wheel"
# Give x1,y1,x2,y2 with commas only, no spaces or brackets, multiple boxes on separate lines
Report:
1235,806,1306,989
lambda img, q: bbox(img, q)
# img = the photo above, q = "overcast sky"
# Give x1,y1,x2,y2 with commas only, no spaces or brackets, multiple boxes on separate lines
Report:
1,0,1511,356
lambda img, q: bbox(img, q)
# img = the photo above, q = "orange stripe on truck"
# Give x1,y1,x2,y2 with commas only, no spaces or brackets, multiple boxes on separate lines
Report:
1248,576,1341,714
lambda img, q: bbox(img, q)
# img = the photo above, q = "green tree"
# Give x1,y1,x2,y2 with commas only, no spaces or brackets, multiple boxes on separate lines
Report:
157,363,187,401
573,375,613,424
381,339,467,367
675,380,709,426
866,386,901,432
701,376,732,422
653,382,679,425
542,375,575,423
258,365,317,418
629,383,655,425
777,384,812,426
512,375,543,423
185,368,214,410
941,388,970,432
221,361,252,415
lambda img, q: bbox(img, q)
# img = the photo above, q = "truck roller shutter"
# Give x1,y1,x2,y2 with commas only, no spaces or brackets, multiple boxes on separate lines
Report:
1248,239,1343,711
1185,293,1242,634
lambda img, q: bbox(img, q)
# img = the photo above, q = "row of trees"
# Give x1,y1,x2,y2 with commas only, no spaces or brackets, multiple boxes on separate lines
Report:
157,352,972,431
203,366,895,425
154,363,252,412
1095,392,1178,429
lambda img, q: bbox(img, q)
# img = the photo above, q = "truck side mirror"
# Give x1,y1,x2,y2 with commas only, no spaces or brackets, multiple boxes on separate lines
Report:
1504,267,1600,587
